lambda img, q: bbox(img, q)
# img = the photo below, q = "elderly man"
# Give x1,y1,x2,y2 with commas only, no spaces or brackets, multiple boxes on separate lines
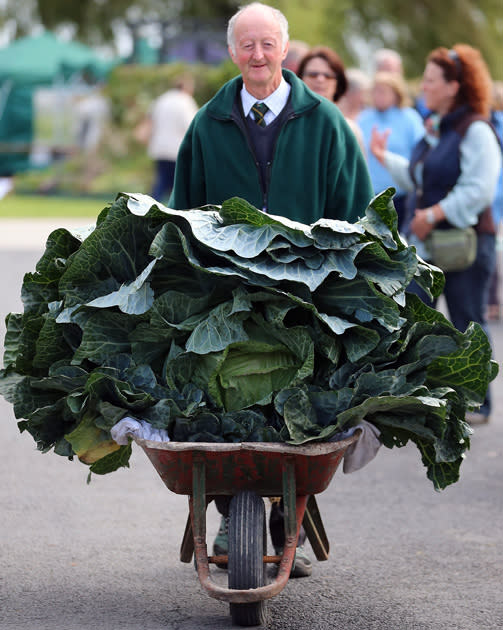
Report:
169,2,372,223
169,2,373,578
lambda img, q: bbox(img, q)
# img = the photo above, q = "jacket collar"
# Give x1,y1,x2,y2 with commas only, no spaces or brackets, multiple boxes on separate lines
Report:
439,104,472,133
207,68,320,120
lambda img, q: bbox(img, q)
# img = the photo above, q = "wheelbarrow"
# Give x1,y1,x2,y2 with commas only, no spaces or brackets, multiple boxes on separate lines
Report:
134,435,359,627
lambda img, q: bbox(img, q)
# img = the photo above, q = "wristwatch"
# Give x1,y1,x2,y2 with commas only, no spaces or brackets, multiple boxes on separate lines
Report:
425,208,436,224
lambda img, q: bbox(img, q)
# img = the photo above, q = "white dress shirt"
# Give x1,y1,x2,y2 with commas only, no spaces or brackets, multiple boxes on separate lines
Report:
240,77,291,125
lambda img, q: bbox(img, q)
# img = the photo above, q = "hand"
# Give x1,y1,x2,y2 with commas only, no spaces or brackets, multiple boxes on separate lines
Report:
369,127,390,165
410,208,435,241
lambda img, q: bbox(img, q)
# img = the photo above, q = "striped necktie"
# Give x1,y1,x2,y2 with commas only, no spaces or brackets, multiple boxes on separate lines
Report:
251,101,269,127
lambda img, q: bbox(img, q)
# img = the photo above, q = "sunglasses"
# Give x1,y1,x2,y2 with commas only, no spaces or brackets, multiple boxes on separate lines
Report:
303,71,337,80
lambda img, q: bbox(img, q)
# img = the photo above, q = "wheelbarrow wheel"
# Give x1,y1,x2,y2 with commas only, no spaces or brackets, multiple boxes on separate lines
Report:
228,490,267,627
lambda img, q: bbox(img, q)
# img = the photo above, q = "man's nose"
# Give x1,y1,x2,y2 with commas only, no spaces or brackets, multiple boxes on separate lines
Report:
251,44,265,59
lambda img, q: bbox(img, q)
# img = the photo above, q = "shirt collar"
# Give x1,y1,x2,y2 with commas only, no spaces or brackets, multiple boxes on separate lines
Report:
240,77,291,117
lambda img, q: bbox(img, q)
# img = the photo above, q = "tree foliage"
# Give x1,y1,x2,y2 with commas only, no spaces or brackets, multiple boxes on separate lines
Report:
345,0,503,78
0,0,502,79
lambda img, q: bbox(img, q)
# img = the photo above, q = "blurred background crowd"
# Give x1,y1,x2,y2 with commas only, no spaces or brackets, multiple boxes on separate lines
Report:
1,0,503,327
0,0,501,198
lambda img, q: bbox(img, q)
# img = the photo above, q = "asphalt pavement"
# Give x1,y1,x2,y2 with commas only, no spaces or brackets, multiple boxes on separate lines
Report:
0,221,502,630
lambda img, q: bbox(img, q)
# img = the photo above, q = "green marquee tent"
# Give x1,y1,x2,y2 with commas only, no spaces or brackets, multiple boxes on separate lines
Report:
0,32,117,175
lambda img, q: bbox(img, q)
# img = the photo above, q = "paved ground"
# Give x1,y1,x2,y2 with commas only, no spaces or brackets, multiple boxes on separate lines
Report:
0,223,502,630
0,218,94,250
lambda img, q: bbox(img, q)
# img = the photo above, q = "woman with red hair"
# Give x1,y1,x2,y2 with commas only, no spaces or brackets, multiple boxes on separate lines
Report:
371,44,501,423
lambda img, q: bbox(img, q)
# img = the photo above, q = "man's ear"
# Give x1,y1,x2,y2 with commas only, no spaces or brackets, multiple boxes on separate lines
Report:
282,41,289,63
228,46,237,64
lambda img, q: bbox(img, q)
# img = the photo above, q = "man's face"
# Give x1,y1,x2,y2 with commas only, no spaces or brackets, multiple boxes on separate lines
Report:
229,7,288,98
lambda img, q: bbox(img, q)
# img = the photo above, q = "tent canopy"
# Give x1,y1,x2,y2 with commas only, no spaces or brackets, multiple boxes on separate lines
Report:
0,32,116,85
0,32,117,175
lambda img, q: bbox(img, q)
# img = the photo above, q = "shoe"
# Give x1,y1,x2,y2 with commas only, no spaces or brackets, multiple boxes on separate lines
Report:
290,546,312,578
213,516,229,568
273,545,312,579
465,411,490,425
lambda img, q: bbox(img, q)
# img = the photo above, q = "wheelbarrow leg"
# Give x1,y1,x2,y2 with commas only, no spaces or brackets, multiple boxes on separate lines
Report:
190,455,209,575
181,496,213,563
273,456,309,580
282,456,299,550
302,494,330,561
180,511,194,563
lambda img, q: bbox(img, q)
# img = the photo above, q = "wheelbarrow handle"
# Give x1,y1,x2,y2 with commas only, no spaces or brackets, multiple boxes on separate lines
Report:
190,454,309,604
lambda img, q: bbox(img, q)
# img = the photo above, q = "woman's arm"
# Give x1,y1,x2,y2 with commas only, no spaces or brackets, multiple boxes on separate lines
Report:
369,126,416,192
439,121,502,227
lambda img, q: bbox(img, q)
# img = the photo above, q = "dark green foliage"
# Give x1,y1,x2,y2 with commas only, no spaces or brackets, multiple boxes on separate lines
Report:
0,189,496,489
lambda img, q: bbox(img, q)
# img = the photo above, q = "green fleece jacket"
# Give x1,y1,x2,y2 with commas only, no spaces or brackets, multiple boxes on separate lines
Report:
169,69,373,224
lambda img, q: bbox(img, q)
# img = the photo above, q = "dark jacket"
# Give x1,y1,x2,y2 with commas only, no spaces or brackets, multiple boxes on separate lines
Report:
169,69,373,224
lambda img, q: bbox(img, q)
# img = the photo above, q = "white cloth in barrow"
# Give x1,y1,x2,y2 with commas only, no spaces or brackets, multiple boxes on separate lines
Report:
110,417,170,445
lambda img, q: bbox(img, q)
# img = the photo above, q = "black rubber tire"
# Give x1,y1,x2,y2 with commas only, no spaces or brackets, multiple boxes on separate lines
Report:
228,491,267,627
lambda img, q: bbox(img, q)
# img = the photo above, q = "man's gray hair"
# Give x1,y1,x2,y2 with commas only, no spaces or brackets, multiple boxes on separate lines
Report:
227,2,289,56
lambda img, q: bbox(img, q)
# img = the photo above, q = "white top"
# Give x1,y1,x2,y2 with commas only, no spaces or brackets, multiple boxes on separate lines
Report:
240,77,291,125
148,89,199,160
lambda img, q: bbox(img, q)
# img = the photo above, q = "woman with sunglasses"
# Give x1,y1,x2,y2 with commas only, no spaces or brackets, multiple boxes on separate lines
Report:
297,46,365,152
370,44,501,424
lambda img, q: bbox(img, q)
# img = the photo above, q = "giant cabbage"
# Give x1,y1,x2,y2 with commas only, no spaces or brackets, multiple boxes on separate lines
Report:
0,190,497,489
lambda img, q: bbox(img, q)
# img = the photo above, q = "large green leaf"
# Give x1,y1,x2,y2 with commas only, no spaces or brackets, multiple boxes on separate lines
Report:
59,212,165,308
85,259,157,315
361,188,402,250
356,242,418,297
185,289,251,354
274,387,347,444
314,276,404,332
3,313,24,370
89,443,132,475
32,316,73,369
65,412,121,464
209,340,302,411
427,322,497,406
71,311,138,366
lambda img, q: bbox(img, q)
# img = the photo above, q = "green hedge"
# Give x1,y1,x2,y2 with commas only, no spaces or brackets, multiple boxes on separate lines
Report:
105,60,240,126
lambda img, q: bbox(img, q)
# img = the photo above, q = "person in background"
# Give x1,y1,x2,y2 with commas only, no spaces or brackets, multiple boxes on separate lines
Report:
357,72,424,233
297,46,366,154
146,74,198,201
0,176,13,199
169,2,373,576
370,44,501,424
337,67,371,122
282,39,309,73
487,82,503,320
374,46,431,121
374,48,403,75
74,88,110,154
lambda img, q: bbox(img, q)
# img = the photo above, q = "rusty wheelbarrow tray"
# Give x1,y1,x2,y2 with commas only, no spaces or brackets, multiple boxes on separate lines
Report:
134,436,358,626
